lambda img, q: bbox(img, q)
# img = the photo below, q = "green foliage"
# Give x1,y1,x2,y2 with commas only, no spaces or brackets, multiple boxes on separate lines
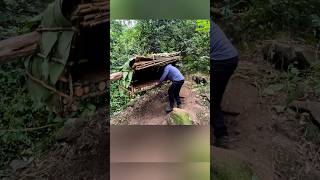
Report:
0,0,51,39
0,61,63,171
215,0,320,42
196,20,210,33
213,164,254,180
110,82,130,114
111,20,209,72
0,0,57,172
286,64,301,103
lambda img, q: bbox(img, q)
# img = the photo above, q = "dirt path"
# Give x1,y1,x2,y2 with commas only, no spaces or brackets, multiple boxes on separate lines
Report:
111,81,210,125
216,51,320,179
13,109,109,180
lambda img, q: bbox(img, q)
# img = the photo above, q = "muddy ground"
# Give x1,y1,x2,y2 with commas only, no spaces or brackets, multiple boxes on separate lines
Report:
215,47,320,180
11,109,109,180
111,81,210,125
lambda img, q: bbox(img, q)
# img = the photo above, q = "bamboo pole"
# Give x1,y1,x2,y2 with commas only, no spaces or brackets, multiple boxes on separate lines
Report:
26,71,70,98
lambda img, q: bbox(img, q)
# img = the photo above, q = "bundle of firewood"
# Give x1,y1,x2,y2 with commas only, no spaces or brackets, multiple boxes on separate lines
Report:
134,52,181,62
71,0,109,27
133,56,181,70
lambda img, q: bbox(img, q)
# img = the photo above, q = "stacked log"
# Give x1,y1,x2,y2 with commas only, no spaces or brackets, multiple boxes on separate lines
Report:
135,51,180,62
71,0,109,27
133,56,181,70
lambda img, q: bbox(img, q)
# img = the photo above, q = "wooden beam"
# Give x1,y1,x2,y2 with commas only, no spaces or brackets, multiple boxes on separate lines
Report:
0,31,40,64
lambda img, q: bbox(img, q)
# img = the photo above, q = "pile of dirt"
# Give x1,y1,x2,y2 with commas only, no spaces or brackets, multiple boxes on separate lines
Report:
11,109,109,180
111,81,210,125
216,47,320,180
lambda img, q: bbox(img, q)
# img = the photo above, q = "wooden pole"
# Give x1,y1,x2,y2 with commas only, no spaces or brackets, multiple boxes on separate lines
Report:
0,31,40,64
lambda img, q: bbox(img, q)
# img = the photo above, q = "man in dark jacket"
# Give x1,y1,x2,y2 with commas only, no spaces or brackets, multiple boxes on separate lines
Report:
211,18,238,148
157,64,185,112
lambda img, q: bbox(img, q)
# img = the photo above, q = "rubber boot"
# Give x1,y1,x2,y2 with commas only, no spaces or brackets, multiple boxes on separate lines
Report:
166,104,173,113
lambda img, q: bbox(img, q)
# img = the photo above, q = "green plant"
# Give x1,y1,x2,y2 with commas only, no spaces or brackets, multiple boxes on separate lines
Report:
213,164,255,180
214,0,320,43
0,61,63,170
0,0,57,172
110,82,131,114
286,64,301,103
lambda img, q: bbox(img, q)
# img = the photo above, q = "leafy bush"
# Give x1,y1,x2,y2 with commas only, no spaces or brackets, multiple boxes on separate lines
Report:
0,61,63,171
214,0,320,43
0,0,56,172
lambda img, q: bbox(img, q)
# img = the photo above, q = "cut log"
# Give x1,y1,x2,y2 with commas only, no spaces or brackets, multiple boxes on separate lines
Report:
71,0,109,28
0,31,40,64
98,81,106,91
110,72,123,81
134,56,181,70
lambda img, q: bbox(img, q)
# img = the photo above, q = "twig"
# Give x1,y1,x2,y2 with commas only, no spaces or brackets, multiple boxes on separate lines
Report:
253,78,263,104
36,27,78,32
26,71,70,98
0,124,57,133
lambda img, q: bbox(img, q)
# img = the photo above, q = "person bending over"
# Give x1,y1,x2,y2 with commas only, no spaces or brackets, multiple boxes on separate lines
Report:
157,64,184,112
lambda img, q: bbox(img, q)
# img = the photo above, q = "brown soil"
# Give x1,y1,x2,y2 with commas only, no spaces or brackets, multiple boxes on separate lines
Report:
215,49,320,180
111,81,210,125
12,109,109,180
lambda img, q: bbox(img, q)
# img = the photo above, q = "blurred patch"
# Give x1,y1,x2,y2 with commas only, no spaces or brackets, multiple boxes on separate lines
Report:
110,0,209,19
111,163,209,180
110,126,209,162
110,126,209,179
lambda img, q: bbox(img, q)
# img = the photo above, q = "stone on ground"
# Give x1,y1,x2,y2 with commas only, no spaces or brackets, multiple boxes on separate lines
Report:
168,108,193,125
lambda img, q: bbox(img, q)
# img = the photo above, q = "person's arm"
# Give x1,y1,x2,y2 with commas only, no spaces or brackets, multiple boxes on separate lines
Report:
158,66,169,85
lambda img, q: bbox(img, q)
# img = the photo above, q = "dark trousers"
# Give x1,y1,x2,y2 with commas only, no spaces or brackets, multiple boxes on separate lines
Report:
168,80,184,107
211,56,238,138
